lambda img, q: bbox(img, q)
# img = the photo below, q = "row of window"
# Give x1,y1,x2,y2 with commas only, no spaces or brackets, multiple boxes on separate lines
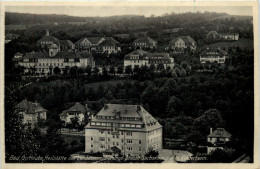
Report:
41,41,53,45
96,115,142,121
97,130,133,136
91,122,142,128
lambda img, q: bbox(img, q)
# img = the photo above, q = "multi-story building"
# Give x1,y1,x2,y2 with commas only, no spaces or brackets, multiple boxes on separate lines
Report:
16,99,47,128
133,36,157,49
169,36,196,51
75,37,120,54
124,49,174,69
84,104,163,156
60,40,75,51
220,33,239,41
15,48,95,74
199,47,228,64
206,31,219,39
59,102,91,126
37,30,61,50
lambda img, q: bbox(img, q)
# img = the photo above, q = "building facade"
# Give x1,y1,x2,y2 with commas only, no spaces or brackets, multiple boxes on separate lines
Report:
169,36,196,51
15,49,95,74
133,36,157,49
124,49,174,69
220,33,239,41
85,104,163,156
75,37,121,54
16,99,47,127
199,47,228,64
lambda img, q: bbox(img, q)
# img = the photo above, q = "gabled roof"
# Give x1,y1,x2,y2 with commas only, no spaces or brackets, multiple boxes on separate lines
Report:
200,47,227,57
124,49,148,60
60,40,74,48
208,128,232,138
17,99,47,114
85,104,162,132
23,51,93,59
75,37,104,45
60,102,87,116
170,36,196,45
133,36,157,43
37,36,60,46
104,37,119,44
207,31,218,36
221,33,239,36
15,52,23,56
99,39,117,47
48,43,59,49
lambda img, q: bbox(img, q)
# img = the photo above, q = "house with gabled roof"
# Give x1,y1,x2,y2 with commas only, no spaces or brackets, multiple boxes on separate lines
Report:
206,31,219,39
169,36,196,51
85,104,163,156
133,36,157,49
124,49,174,69
60,40,75,51
16,99,47,127
59,102,91,126
207,128,232,154
37,30,61,50
200,47,228,64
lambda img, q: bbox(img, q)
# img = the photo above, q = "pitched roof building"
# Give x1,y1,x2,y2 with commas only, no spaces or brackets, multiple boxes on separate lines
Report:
200,47,228,64
124,49,174,69
133,36,157,49
85,104,163,156
59,102,90,125
37,31,60,49
169,36,196,51
16,99,47,127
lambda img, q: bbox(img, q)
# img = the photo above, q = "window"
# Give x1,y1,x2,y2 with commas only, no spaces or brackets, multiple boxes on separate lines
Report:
108,138,110,141
99,137,105,141
139,147,141,151
126,132,132,136
116,135,119,139
121,139,123,143
139,140,141,144
108,131,110,134
121,131,124,135
91,137,93,141
91,145,93,148
127,139,133,144
116,142,119,146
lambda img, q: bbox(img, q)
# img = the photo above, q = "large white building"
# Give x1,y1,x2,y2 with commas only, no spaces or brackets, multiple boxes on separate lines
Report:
84,104,163,156
15,49,95,74
124,50,174,69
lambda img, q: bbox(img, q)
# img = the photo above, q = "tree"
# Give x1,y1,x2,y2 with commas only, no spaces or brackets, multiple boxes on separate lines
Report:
166,96,180,117
157,63,164,71
53,67,61,75
181,61,189,69
180,68,187,77
93,66,99,76
193,109,225,136
145,147,159,157
117,65,123,74
133,65,140,75
175,67,180,76
125,65,133,75
109,66,116,76
85,65,92,76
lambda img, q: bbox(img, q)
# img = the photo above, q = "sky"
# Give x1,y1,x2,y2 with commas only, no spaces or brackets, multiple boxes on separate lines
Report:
5,6,253,17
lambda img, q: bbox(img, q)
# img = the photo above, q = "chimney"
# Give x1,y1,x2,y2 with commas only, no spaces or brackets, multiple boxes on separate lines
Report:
104,104,108,110
45,30,49,36
137,105,141,111
210,127,213,134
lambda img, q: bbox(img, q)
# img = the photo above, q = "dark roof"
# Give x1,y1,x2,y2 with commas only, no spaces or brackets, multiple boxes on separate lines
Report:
37,35,60,46
99,39,117,47
15,52,23,56
60,40,74,48
145,53,171,61
170,36,196,45
133,36,157,43
48,43,59,49
124,49,148,60
85,104,162,132
104,146,121,153
207,31,218,36
75,37,104,45
221,33,239,36
104,37,119,44
208,128,232,138
23,51,93,59
60,102,87,116
17,99,47,114
200,47,227,57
